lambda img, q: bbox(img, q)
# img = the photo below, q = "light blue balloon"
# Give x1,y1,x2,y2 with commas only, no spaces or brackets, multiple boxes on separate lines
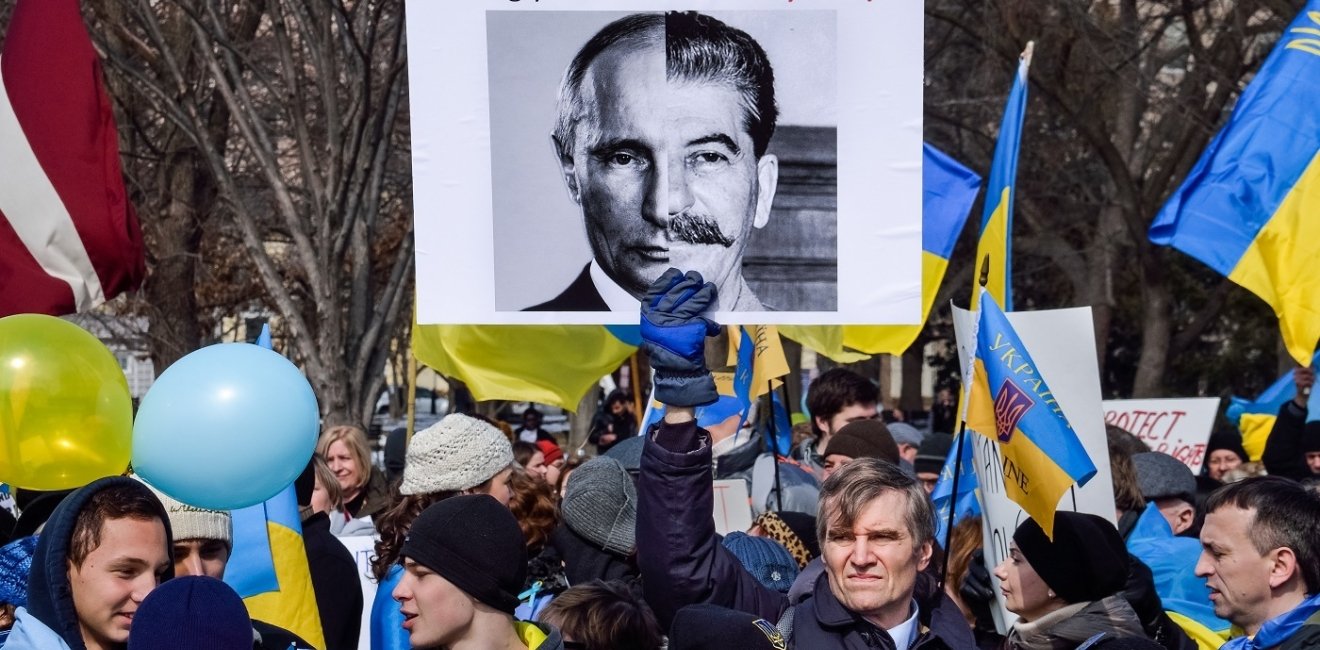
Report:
132,343,319,510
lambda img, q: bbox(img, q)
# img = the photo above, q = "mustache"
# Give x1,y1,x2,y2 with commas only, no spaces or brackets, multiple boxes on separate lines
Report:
668,212,734,247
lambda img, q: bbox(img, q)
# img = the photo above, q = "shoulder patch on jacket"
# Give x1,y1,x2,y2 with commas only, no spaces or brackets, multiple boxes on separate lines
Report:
753,618,789,649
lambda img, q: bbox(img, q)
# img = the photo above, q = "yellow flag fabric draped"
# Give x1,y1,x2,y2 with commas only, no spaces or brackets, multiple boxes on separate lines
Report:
412,323,638,411
726,325,790,399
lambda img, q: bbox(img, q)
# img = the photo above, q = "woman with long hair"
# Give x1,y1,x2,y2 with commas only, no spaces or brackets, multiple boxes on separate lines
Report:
317,425,390,527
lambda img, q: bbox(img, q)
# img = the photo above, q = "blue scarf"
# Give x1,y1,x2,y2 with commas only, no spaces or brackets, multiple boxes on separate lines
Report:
1222,592,1320,650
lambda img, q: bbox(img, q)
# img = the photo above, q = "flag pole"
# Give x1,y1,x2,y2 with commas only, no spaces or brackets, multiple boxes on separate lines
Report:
767,379,784,512
630,353,644,428
406,348,418,446
937,424,969,595
939,255,992,594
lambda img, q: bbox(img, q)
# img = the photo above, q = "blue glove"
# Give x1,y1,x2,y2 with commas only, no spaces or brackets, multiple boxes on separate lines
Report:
640,268,720,407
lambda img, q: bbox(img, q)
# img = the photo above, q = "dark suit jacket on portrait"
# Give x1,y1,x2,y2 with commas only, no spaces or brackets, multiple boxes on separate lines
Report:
524,264,609,311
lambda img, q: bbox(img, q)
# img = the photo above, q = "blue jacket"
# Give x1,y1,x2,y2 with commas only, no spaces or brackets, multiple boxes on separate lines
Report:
638,419,974,649
370,563,407,650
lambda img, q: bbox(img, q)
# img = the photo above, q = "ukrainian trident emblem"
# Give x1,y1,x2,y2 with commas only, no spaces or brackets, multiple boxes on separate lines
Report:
993,380,1034,443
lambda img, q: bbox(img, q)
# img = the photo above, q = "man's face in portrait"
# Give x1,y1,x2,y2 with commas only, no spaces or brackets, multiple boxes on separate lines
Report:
554,36,778,306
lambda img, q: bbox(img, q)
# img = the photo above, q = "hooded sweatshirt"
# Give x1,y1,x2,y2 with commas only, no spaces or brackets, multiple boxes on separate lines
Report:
4,477,173,650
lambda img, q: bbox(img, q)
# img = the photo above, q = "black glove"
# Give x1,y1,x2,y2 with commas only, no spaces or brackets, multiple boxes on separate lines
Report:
640,268,720,407
960,549,998,633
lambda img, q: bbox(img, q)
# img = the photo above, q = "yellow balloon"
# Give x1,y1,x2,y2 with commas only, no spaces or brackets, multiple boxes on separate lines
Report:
0,314,133,490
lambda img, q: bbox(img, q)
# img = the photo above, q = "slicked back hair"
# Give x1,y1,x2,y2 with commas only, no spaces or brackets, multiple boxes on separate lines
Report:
817,457,934,554
806,368,879,437
552,11,778,160
1205,476,1320,593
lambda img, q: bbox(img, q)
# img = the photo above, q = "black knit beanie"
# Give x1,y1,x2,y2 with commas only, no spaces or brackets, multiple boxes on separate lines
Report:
1012,511,1127,604
401,494,527,614
1304,422,1320,453
1204,431,1248,465
822,420,900,465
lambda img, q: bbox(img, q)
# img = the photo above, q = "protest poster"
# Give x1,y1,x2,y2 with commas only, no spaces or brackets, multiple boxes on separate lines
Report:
407,0,922,325
952,305,1116,634
339,534,378,650
1102,397,1220,474
712,478,754,535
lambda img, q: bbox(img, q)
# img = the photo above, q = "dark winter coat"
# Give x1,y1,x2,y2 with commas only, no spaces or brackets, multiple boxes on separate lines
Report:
638,419,975,649
302,511,364,650
1262,400,1314,481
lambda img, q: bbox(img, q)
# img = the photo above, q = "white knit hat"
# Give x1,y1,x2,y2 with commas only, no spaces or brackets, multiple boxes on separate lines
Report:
133,475,233,550
400,413,515,495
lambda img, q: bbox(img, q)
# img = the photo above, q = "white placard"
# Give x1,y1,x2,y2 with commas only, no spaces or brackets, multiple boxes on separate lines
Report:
952,305,1116,634
1102,397,1220,475
339,534,379,650
712,478,754,535
407,1,922,325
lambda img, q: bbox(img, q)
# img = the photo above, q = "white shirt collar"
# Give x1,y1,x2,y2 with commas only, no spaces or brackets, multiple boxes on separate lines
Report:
886,599,920,649
589,260,642,312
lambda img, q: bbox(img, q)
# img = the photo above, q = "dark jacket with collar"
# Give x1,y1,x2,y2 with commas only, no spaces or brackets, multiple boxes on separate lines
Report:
22,477,175,650
638,418,974,649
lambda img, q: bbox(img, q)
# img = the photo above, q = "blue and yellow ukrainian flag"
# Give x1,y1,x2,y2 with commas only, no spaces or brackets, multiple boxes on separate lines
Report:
227,488,325,649
931,429,981,545
1149,2,1320,366
964,288,1097,538
781,143,981,360
223,325,324,649
1226,348,1320,460
412,323,639,410
970,44,1032,311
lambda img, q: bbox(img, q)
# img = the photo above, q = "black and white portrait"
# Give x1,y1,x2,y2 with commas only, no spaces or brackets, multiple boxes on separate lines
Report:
409,1,922,326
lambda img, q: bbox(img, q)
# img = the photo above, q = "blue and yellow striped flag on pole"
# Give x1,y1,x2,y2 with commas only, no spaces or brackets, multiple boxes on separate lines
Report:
1150,2,1320,365
781,143,980,360
971,43,1032,311
963,288,1097,538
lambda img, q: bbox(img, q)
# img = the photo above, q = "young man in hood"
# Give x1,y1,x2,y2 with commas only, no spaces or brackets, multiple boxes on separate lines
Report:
5,476,173,650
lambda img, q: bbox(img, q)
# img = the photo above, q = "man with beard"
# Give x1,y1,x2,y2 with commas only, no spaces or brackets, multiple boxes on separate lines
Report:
526,11,780,312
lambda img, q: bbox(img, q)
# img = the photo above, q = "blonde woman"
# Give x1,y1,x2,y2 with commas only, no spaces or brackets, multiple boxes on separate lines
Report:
317,425,390,526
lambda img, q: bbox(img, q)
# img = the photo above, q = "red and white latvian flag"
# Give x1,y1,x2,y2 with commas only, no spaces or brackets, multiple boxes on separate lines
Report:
0,0,144,316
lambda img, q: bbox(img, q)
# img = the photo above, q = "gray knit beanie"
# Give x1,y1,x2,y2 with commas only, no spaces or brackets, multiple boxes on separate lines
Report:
401,413,514,495
134,476,232,550
561,456,636,556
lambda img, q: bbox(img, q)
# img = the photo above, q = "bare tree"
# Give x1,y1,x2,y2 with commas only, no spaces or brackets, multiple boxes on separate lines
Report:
926,0,1294,397
87,0,414,426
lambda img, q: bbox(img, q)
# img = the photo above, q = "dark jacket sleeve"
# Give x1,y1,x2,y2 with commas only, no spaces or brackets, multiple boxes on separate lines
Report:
1262,400,1309,480
637,418,788,628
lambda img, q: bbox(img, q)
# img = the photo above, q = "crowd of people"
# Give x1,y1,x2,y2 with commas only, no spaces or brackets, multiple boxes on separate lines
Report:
3,269,1320,649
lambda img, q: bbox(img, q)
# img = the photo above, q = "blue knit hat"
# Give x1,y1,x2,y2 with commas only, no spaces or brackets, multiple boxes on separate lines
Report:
128,576,252,650
721,532,799,593
0,536,37,607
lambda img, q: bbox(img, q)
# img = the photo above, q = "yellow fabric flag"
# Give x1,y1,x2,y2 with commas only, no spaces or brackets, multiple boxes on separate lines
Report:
413,323,637,411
